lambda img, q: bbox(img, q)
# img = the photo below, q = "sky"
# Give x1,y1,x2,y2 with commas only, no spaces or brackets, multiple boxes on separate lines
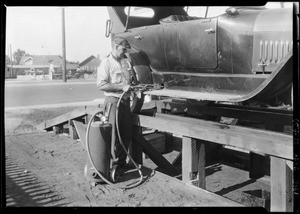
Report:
5,6,112,63
5,3,293,63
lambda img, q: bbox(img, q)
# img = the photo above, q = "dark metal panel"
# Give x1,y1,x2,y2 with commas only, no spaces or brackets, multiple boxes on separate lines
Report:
125,25,167,69
162,18,217,70
178,18,217,69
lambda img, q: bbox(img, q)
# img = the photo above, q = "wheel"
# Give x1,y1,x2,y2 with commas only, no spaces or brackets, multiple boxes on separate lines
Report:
130,91,145,113
125,51,153,113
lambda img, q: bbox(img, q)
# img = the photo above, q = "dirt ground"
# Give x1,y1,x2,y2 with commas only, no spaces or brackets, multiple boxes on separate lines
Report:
4,106,272,208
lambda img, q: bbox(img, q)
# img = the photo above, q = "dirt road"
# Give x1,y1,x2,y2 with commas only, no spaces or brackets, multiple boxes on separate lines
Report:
4,107,270,208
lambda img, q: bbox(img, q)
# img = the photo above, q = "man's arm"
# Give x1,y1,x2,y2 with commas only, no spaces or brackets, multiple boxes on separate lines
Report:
98,81,130,92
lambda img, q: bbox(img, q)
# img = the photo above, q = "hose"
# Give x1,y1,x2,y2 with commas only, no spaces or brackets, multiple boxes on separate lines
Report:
85,91,144,189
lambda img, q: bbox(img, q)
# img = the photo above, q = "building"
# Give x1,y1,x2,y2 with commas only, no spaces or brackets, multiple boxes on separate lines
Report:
78,55,101,74
5,63,17,79
9,55,79,80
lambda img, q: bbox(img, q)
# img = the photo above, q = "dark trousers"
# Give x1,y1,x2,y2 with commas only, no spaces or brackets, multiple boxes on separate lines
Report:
103,96,132,167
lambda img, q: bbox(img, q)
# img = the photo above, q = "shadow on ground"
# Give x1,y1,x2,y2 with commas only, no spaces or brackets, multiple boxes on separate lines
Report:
5,155,69,207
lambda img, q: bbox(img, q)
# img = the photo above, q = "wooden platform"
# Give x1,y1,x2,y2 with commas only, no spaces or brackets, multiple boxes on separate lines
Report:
36,101,294,211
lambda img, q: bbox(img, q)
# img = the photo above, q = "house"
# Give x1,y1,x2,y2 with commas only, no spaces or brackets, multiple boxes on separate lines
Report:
5,63,17,79
78,55,101,74
17,55,63,76
11,55,79,80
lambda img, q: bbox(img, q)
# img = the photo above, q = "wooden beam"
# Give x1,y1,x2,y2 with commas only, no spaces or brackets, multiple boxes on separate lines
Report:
53,125,61,135
73,120,87,146
132,131,179,175
155,100,293,125
249,152,268,179
35,105,102,131
68,120,78,140
132,113,292,160
270,157,293,212
182,137,206,189
36,107,87,130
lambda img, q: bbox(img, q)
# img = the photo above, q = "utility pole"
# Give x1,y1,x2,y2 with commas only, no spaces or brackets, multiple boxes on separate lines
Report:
61,7,67,82
9,44,13,78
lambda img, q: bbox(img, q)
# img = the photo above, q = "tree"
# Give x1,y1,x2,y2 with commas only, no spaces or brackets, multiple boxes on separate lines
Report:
13,49,27,65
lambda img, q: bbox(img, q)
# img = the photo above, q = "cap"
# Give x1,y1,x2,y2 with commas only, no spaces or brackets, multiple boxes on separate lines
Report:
113,37,131,49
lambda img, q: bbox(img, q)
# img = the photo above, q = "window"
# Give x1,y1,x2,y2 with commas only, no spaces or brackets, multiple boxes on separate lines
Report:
265,2,293,8
124,7,154,18
185,6,230,18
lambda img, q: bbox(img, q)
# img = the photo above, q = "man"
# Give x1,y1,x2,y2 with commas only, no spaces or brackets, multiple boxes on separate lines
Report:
97,37,133,179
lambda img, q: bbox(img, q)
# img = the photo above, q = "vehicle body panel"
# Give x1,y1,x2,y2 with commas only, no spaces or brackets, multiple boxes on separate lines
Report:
107,6,294,104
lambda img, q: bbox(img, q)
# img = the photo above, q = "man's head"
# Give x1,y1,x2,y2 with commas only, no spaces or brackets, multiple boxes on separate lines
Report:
112,37,131,60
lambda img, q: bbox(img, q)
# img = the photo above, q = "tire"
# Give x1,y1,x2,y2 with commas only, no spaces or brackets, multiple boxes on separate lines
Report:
126,52,152,113
130,91,145,113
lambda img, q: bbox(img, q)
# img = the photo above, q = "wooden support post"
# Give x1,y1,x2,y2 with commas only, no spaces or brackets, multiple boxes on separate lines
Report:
132,131,179,175
270,157,293,212
53,125,62,134
249,123,284,179
182,137,206,189
249,152,268,179
84,115,89,124
68,120,78,140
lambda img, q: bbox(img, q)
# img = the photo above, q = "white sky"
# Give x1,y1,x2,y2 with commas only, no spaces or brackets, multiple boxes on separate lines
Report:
5,3,294,63
5,6,112,63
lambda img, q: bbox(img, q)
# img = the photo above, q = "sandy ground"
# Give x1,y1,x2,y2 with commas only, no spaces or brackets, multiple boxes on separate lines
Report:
4,106,271,209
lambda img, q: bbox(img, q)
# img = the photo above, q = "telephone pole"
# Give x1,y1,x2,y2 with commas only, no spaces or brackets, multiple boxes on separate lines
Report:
10,45,13,78
61,7,67,82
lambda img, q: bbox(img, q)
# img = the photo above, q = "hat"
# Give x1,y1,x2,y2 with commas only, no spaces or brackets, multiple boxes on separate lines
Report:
113,37,131,49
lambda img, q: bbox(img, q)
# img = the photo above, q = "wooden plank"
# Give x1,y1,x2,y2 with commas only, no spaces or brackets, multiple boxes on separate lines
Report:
270,157,293,212
73,120,87,145
35,106,102,131
155,100,293,126
132,131,179,175
68,120,78,140
35,106,87,130
197,140,206,189
53,125,61,135
182,137,206,189
132,113,293,160
141,100,157,110
182,137,197,182
249,152,268,179
171,151,182,166
143,132,166,154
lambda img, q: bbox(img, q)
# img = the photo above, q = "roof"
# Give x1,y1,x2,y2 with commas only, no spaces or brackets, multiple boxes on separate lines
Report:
79,55,101,67
8,65,60,69
19,55,63,66
67,63,79,70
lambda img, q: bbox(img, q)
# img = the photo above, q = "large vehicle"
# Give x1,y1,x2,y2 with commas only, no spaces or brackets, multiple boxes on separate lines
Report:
105,4,296,113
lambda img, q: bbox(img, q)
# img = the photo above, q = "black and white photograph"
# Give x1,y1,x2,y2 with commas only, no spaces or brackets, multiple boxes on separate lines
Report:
2,2,299,211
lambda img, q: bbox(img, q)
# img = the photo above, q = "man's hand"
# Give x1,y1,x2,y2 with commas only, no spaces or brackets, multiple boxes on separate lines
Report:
122,85,132,92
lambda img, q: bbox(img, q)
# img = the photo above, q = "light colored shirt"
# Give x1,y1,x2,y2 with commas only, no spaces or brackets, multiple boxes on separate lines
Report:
97,54,130,98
